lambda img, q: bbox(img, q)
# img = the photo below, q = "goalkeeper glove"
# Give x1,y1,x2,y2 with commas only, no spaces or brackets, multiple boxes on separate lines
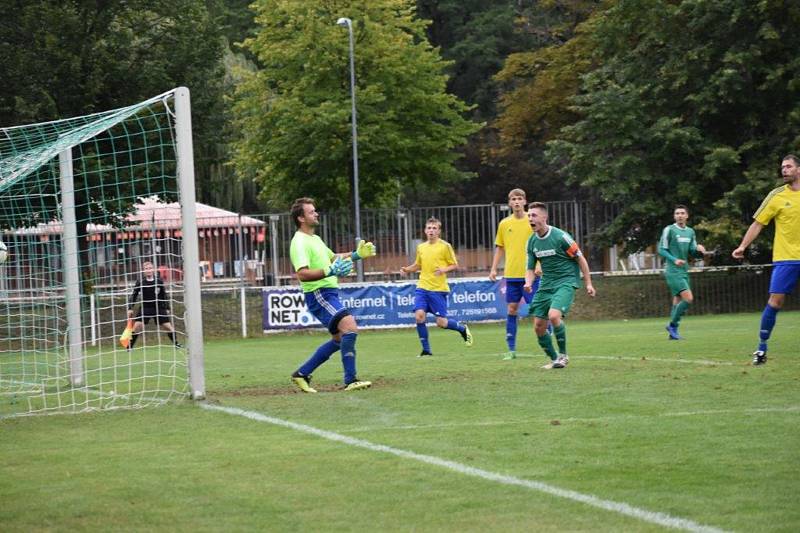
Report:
325,257,353,277
351,240,377,261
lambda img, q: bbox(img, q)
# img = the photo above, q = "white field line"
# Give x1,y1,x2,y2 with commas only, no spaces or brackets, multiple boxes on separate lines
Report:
486,353,737,366
201,403,727,533
342,406,800,433
0,377,132,400
0,377,175,411
580,355,736,366
0,377,43,394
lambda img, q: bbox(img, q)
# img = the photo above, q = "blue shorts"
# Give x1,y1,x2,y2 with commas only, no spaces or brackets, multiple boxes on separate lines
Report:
305,288,351,334
505,278,538,304
769,262,800,294
414,288,449,318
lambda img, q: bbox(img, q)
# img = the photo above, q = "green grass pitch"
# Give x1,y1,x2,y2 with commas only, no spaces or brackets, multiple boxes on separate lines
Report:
1,312,798,531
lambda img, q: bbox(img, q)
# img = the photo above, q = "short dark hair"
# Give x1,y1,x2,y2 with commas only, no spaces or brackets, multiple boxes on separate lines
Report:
528,201,548,213
782,154,800,166
674,204,689,213
290,197,315,228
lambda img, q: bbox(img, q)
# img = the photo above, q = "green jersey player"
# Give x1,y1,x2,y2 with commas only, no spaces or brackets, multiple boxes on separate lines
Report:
658,205,708,340
524,202,596,369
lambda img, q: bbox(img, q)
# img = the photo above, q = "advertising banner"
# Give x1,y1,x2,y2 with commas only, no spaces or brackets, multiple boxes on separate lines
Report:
262,278,529,332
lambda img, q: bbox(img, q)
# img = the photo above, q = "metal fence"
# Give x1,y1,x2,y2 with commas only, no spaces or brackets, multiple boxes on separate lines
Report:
195,199,613,289
0,199,613,297
187,264,796,338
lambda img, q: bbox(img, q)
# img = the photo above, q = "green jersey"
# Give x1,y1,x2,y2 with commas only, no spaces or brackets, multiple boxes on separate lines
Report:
658,224,699,274
526,225,582,290
289,230,338,293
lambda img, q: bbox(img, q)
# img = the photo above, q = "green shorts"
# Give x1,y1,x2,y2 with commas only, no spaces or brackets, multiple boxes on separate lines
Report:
665,271,691,296
529,284,576,319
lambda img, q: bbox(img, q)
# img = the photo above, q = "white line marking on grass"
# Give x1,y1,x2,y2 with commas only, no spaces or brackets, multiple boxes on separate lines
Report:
486,353,735,365
343,406,800,433
201,403,727,533
657,406,800,418
580,355,736,366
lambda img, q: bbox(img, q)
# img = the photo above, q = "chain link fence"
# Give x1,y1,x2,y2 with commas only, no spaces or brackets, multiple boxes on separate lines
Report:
191,199,615,288
190,265,794,338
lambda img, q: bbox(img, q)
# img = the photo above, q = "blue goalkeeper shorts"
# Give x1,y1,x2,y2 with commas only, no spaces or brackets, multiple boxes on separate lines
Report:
305,288,351,334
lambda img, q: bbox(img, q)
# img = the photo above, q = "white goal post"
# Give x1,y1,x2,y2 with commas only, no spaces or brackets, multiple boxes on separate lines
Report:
0,87,205,417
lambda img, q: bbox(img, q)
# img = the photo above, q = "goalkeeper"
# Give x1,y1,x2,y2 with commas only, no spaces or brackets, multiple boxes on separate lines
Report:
127,261,181,349
288,197,376,393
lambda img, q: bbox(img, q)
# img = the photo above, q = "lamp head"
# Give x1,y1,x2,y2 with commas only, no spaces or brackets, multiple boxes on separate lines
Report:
336,17,350,26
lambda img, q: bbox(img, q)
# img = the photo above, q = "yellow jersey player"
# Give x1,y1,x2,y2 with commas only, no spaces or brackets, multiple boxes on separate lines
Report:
490,188,540,360
400,217,473,356
733,154,800,365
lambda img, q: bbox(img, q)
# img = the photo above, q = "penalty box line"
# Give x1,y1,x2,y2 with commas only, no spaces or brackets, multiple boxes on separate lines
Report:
201,402,727,533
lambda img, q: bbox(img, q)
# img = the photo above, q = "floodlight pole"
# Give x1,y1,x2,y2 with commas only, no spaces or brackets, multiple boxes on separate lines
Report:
336,17,364,282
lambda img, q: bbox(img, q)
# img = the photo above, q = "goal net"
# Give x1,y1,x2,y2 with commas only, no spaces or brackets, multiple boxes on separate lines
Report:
0,88,205,418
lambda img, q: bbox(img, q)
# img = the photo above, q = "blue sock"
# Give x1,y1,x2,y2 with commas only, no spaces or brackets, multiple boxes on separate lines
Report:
416,323,431,352
445,318,465,334
506,314,518,351
340,332,358,384
298,339,340,377
758,304,779,352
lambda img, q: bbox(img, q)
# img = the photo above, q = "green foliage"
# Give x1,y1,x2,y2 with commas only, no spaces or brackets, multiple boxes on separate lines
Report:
494,10,599,153
0,0,231,219
417,0,536,120
0,0,224,130
232,0,480,211
468,0,602,204
546,0,800,254
0,1,229,289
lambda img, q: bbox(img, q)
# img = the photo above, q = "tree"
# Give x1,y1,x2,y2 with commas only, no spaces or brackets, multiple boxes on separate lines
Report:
417,0,537,121
441,0,602,205
0,0,227,287
0,0,224,137
546,0,800,258
231,0,480,210
406,1,533,206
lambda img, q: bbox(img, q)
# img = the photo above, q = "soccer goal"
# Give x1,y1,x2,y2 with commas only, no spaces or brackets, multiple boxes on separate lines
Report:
0,88,205,418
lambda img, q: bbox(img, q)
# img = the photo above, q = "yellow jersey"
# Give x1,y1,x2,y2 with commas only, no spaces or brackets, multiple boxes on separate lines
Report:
414,239,458,292
495,214,533,279
753,185,800,261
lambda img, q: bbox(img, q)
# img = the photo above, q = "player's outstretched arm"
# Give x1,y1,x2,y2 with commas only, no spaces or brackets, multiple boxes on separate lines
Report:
489,246,504,281
658,246,683,266
577,255,596,297
523,268,536,292
399,263,420,275
732,221,764,259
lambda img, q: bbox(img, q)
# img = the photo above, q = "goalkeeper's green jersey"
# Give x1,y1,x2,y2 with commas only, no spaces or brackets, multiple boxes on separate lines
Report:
526,225,582,290
658,224,699,274
290,230,338,293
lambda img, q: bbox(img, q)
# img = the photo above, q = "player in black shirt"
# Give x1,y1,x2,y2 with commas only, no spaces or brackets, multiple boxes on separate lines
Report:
127,261,181,349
